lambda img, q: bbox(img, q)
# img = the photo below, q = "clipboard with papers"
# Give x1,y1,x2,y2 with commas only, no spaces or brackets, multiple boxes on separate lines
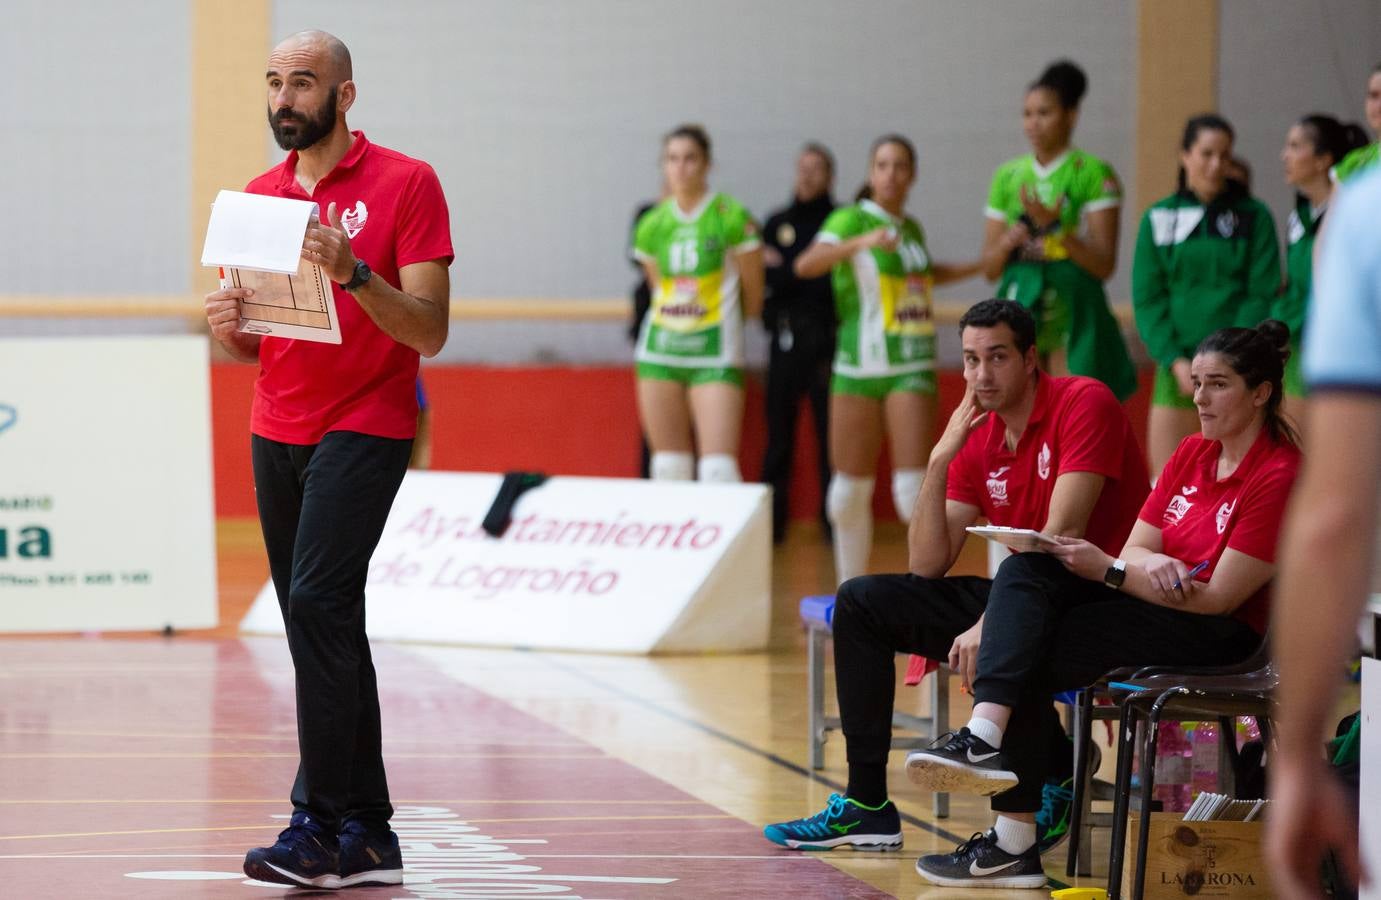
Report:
965,526,1061,552
200,190,342,344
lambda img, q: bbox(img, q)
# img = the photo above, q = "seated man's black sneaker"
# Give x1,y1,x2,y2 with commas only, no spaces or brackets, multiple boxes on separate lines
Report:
338,819,405,887
915,830,1047,889
904,727,1018,796
763,793,903,851
243,812,341,888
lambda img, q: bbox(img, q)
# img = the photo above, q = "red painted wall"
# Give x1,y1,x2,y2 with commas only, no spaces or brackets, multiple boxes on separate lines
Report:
211,365,1153,519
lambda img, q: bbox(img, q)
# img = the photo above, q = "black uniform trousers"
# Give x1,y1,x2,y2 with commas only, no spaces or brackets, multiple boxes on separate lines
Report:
251,430,413,832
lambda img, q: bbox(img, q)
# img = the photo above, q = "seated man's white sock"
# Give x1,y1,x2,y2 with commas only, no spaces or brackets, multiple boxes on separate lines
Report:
965,716,1004,749
992,815,1037,854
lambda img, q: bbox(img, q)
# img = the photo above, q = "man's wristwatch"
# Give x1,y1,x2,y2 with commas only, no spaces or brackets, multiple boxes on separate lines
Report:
341,260,372,291
1103,558,1127,590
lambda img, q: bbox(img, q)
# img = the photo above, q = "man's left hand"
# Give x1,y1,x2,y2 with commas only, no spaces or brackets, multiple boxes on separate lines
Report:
302,202,358,284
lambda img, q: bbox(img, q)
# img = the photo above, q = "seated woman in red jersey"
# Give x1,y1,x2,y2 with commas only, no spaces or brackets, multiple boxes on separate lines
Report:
905,320,1301,890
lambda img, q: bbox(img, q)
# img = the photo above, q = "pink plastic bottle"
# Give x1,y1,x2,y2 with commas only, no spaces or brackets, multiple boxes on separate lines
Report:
1191,720,1219,795
1153,721,1192,812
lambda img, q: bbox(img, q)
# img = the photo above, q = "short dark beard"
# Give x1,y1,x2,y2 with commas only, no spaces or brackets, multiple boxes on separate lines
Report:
268,86,338,151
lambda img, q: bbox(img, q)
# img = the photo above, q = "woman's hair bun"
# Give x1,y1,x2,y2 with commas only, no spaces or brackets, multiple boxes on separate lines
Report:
1035,60,1087,109
1254,318,1291,360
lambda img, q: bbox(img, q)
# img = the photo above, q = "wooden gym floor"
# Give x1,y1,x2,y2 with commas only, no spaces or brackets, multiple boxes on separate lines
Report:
0,518,1121,898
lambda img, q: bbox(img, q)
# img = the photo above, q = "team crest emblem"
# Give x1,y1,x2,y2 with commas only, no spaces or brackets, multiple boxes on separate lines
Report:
1037,442,1051,480
986,468,1010,507
341,201,368,238
1214,210,1239,238
777,223,796,247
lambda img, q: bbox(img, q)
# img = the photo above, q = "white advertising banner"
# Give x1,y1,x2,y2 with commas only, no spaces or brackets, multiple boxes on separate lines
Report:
0,336,217,632
241,472,771,653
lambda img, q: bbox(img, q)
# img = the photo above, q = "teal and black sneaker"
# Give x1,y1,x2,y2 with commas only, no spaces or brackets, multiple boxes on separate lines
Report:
763,793,902,851
1036,741,1102,853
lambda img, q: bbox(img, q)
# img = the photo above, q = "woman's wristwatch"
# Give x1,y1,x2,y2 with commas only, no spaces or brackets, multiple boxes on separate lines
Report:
1103,558,1127,589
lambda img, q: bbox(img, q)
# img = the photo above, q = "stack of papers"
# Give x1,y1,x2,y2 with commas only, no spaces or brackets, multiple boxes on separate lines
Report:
201,190,341,344
1183,791,1268,822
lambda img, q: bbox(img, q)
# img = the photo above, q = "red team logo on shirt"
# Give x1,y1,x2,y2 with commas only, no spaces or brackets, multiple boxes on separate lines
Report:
341,201,368,238
1037,442,1052,480
1164,490,1195,525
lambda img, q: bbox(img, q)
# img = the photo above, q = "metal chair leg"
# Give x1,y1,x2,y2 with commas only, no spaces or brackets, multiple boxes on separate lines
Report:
806,624,826,770
932,668,949,819
1066,687,1094,877
1106,698,1141,899
1131,697,1170,900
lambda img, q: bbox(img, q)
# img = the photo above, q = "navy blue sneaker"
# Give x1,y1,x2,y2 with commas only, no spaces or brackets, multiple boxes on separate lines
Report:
338,820,404,888
915,830,1047,889
904,728,1018,796
763,793,903,851
243,812,341,888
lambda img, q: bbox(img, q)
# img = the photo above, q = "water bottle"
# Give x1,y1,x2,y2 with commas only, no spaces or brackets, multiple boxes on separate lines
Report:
1153,721,1192,812
1191,720,1219,795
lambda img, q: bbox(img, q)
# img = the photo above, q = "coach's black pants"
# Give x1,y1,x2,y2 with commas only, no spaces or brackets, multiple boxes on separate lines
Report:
972,552,1261,811
833,572,1071,809
252,431,412,832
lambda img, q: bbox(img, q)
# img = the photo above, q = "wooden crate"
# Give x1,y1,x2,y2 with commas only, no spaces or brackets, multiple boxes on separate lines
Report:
1124,812,1272,898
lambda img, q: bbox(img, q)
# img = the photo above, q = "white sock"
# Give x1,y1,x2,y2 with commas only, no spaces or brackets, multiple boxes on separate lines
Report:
696,453,741,483
965,716,1004,749
826,473,874,585
650,451,694,481
992,815,1037,855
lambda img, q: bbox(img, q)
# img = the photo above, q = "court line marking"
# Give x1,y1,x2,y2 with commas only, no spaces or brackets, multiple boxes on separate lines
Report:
0,798,712,805
0,752,607,760
0,727,590,748
523,651,1071,891
0,815,736,841
0,853,810,861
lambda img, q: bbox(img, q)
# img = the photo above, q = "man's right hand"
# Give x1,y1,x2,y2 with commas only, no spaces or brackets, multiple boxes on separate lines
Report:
948,618,983,693
205,286,252,343
932,385,988,463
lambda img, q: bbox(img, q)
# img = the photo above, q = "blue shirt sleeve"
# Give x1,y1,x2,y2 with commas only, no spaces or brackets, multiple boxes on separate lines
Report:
1303,169,1381,393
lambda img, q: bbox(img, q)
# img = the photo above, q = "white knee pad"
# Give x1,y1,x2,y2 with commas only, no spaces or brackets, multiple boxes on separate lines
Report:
650,451,694,481
891,467,925,524
827,473,875,585
697,453,741,483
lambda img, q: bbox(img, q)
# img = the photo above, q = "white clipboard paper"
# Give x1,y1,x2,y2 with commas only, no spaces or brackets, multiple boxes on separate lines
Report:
201,190,341,345
965,526,1060,552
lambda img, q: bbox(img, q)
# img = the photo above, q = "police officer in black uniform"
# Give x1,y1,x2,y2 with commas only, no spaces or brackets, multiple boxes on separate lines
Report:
759,144,837,543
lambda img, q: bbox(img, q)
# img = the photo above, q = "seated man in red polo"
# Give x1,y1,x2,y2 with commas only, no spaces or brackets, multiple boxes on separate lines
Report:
764,299,1149,872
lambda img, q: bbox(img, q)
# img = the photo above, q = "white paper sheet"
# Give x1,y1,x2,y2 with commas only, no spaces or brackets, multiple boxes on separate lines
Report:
965,526,1060,552
202,190,341,345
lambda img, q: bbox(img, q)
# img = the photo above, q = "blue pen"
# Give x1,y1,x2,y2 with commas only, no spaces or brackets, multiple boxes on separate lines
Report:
1173,560,1210,590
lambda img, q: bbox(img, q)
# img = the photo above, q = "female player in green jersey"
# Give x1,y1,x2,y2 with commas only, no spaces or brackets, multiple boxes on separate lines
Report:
1277,114,1367,429
632,125,765,482
980,60,1136,401
795,135,979,583
1331,62,1381,184
1132,114,1281,472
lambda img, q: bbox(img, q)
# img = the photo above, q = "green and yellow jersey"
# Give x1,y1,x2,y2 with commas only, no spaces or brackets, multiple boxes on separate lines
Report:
632,192,760,368
817,199,935,378
985,148,1136,400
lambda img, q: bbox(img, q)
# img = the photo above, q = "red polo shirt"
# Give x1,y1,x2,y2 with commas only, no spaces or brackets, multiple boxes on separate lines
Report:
1139,429,1301,633
245,132,453,444
948,375,1150,554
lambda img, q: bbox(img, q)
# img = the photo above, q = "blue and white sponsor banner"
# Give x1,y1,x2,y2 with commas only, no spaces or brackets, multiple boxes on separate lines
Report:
0,336,217,631
241,472,771,653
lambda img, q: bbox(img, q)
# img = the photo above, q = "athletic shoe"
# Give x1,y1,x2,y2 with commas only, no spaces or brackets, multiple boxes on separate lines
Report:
338,819,405,888
763,793,903,851
904,728,1018,795
243,812,341,888
915,830,1047,889
1037,740,1103,853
